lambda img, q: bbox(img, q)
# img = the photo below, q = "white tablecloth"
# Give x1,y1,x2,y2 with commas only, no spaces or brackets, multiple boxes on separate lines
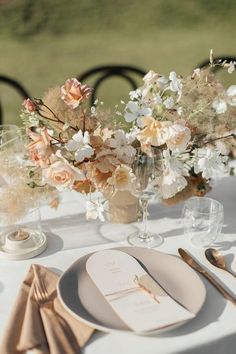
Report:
0,176,236,354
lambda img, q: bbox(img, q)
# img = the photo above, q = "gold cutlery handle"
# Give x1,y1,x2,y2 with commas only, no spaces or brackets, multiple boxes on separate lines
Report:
202,271,236,305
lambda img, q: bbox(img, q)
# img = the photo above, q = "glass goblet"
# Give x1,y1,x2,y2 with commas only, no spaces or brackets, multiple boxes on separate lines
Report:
127,152,163,248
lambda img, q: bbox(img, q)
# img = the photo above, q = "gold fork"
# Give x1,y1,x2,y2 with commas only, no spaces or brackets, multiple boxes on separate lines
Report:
34,274,79,354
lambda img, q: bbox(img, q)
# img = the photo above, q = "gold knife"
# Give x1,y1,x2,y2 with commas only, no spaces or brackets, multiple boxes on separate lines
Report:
178,248,236,305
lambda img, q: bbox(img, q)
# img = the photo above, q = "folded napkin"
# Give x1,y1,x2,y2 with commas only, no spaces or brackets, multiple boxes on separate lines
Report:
0,264,94,354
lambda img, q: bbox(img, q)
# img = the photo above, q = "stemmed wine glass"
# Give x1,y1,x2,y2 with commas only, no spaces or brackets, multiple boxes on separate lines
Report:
127,150,163,248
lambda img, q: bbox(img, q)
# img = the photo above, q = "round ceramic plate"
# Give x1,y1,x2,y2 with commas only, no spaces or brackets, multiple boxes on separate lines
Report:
0,231,47,260
58,247,206,334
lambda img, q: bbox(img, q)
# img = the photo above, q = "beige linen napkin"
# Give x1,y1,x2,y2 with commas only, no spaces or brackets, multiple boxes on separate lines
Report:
0,264,94,354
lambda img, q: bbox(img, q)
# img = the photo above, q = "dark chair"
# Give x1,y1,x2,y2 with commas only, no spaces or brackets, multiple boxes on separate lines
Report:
77,65,146,106
0,75,31,124
196,56,236,73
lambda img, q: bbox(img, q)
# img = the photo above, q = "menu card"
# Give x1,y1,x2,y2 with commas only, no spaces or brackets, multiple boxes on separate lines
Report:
86,250,195,333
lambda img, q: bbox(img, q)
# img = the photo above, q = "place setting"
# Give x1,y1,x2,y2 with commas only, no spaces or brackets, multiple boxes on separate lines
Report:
1,51,236,354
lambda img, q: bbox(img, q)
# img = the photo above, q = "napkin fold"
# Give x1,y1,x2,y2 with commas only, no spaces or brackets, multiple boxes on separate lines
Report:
0,264,94,354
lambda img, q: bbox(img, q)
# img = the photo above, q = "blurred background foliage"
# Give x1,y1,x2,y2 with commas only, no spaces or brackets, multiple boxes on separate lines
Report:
0,0,236,125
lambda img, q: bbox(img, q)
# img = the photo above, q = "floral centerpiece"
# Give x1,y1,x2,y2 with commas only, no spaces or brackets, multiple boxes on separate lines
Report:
21,52,236,220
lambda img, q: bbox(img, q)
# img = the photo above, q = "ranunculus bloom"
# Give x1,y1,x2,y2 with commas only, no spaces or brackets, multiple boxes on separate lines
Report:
42,160,85,191
61,78,91,108
27,128,53,167
108,165,136,191
23,98,36,113
166,123,191,152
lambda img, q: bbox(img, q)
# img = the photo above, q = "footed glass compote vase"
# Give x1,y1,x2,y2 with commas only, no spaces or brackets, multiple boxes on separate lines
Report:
127,151,163,248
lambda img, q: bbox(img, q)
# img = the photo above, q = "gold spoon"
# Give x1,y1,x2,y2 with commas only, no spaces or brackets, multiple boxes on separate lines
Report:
205,248,236,277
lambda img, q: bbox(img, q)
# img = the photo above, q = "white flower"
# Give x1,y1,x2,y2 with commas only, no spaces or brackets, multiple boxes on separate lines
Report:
124,101,152,123
192,68,201,78
65,130,94,162
129,89,142,100
86,200,105,222
166,123,191,152
125,126,140,144
163,96,175,109
193,147,228,179
143,70,160,86
227,85,236,107
227,61,235,74
212,98,227,114
107,130,136,160
169,72,183,95
156,149,187,199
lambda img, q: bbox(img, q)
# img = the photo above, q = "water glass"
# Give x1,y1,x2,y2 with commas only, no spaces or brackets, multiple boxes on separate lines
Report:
182,197,224,247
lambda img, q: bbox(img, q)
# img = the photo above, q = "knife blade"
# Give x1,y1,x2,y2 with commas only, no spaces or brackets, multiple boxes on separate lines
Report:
178,248,236,305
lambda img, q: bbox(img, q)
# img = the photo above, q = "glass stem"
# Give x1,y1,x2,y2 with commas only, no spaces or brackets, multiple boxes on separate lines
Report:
140,198,149,239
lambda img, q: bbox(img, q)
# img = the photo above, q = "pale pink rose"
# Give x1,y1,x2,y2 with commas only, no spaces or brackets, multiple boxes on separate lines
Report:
23,98,37,113
42,160,85,191
27,128,52,167
61,78,91,108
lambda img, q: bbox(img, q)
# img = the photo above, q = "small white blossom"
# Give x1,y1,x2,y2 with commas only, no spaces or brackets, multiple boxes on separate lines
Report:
124,101,152,123
107,130,136,160
227,85,236,107
126,126,140,144
86,200,105,222
193,147,228,179
65,130,94,162
227,61,235,74
129,88,142,100
212,98,227,114
169,72,183,95
163,96,175,109
192,68,201,78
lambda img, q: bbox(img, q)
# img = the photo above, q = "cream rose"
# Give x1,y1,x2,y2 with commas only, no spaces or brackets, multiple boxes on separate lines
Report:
61,78,91,109
42,160,85,191
107,165,136,191
166,123,191,152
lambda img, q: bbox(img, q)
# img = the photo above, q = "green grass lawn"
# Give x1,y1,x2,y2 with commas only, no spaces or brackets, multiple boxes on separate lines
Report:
0,1,236,125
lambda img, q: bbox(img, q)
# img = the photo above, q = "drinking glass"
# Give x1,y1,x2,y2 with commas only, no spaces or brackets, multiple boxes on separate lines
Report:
182,196,224,247
127,152,163,248
0,124,23,164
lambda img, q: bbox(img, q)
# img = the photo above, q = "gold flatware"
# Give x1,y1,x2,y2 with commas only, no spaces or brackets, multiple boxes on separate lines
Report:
205,248,236,277
178,248,236,305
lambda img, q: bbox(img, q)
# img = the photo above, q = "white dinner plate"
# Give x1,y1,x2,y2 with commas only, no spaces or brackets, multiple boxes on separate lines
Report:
57,246,206,334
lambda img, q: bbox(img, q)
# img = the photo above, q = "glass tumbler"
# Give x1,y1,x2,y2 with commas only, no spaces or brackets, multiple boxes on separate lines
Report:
182,196,224,247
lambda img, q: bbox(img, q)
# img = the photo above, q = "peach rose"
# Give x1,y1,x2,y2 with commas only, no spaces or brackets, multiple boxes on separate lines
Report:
23,98,37,113
42,160,85,191
61,78,91,108
27,128,53,167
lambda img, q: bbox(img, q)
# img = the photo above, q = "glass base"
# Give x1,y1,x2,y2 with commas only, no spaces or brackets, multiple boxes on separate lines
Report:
127,231,163,248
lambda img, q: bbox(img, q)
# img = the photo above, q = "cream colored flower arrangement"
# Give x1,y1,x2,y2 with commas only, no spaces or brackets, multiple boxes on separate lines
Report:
22,52,236,219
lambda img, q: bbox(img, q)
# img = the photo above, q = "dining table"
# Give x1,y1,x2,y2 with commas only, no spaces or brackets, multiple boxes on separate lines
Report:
0,173,236,354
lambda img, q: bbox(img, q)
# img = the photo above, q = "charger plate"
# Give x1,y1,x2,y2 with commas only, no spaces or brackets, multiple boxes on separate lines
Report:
57,247,206,334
